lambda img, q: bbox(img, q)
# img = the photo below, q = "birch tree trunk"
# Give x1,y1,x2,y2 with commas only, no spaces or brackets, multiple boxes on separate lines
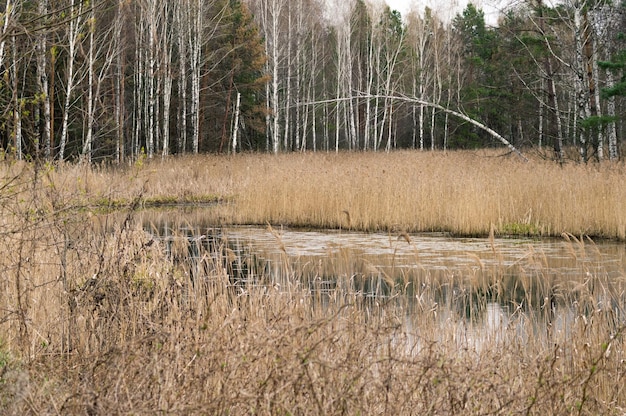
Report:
282,2,291,151
0,0,13,72
82,4,95,162
176,2,188,154
605,68,618,160
270,0,283,153
189,0,202,154
82,2,118,162
231,92,241,153
574,4,591,161
11,35,21,160
161,3,173,157
37,0,51,159
115,0,126,163
59,0,83,161
134,15,145,157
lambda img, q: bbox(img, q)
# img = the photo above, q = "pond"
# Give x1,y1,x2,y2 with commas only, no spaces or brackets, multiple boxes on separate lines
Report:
140,211,626,349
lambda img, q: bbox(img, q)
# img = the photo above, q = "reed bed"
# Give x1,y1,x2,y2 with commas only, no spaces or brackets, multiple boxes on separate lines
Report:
1,153,626,414
29,149,626,239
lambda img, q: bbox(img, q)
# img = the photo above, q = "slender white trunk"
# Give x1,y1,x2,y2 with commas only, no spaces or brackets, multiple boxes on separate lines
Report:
295,1,303,151
605,68,618,160
270,0,281,153
283,3,292,151
549,64,564,160
592,35,603,160
11,35,21,160
385,103,393,152
0,0,12,71
431,107,436,151
575,5,591,160
59,0,82,161
345,30,357,150
231,92,241,153
364,37,374,150
134,22,144,157
176,3,188,153
162,4,173,157
538,77,544,148
335,60,341,153
190,0,202,154
37,0,51,158
82,3,117,162
146,1,157,157
82,6,95,162
418,57,425,150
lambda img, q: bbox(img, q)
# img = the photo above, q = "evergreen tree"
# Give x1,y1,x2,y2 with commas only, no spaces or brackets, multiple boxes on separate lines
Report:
208,0,268,152
452,4,502,148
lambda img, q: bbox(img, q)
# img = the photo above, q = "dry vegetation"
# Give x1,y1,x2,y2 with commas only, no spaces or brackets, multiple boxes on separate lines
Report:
38,149,626,239
1,151,625,415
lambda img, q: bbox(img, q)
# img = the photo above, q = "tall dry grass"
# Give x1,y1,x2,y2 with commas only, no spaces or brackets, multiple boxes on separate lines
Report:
0,153,625,414
37,150,626,239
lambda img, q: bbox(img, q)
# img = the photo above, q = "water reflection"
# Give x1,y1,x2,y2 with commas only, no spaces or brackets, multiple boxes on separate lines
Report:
141,215,626,348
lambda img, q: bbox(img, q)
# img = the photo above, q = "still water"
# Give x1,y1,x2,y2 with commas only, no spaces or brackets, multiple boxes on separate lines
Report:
142,215,626,348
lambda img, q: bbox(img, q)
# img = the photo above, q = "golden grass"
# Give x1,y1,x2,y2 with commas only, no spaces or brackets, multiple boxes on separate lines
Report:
24,149,626,239
1,152,626,414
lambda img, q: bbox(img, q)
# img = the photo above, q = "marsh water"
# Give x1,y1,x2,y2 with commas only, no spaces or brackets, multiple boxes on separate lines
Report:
141,211,626,347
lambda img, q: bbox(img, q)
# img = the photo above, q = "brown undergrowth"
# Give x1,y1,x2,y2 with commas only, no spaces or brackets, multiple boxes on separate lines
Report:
0,155,625,414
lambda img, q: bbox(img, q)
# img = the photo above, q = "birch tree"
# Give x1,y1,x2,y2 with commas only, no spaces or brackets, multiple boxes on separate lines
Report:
0,0,14,72
189,0,203,154
58,0,85,161
36,0,52,158
250,0,288,153
406,8,434,150
81,0,119,162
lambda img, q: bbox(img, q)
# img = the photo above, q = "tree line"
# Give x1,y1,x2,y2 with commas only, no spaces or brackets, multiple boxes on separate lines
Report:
0,0,624,163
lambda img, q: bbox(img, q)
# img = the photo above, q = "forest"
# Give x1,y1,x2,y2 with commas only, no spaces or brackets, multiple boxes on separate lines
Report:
0,0,624,163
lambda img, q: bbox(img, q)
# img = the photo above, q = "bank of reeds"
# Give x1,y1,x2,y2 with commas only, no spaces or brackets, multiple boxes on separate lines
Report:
1,153,625,414
32,149,626,239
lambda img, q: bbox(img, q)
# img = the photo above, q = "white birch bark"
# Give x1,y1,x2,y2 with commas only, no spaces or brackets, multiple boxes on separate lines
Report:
231,92,241,154
134,16,144,157
115,0,126,163
282,2,292,151
605,68,618,160
574,4,591,161
11,35,21,160
37,0,51,158
82,4,95,162
161,3,173,157
364,34,374,149
59,0,84,161
270,0,282,153
0,0,13,71
176,2,188,154
379,29,404,152
538,77,544,148
189,0,202,154
82,3,118,162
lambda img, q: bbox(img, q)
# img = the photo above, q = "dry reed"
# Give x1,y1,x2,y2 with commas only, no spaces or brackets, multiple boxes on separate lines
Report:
1,153,625,414
33,149,626,239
